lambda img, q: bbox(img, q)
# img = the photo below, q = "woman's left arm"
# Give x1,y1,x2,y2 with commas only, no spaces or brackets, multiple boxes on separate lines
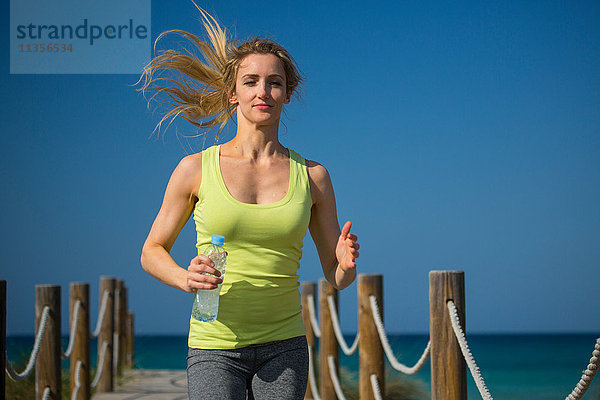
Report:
307,161,359,290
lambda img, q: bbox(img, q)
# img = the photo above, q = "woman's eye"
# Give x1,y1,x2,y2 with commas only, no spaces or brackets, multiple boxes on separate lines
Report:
270,81,282,86
244,81,255,85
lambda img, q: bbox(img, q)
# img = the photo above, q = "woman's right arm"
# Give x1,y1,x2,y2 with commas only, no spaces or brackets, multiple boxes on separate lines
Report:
140,153,222,293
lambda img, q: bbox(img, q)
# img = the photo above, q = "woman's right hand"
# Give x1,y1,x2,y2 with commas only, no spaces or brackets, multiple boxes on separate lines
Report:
186,255,223,293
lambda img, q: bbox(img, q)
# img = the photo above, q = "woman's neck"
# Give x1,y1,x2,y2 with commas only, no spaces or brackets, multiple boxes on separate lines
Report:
225,120,286,161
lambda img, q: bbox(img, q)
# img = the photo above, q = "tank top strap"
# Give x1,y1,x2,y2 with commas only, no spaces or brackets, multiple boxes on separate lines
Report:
198,145,221,200
288,148,311,202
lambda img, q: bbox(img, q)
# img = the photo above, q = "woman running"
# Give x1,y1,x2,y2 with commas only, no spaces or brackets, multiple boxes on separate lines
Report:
138,6,359,399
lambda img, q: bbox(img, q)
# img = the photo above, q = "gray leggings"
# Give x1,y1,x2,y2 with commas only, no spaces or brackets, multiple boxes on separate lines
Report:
187,336,309,400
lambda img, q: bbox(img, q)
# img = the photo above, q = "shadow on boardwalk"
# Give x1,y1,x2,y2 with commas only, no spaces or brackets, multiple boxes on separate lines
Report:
92,370,187,400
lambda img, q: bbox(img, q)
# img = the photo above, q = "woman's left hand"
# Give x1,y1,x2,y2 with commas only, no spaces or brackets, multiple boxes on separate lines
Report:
335,221,359,271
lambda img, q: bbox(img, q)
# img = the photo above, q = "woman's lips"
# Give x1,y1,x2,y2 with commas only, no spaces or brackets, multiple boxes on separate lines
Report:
253,104,272,110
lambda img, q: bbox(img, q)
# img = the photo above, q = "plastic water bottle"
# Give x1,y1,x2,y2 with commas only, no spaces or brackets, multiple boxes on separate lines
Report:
191,234,226,322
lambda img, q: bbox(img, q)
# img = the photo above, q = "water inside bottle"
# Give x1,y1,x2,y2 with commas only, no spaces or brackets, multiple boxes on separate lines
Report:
191,243,226,322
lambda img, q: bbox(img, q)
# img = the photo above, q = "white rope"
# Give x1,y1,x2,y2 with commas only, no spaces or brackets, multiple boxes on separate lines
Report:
447,300,493,400
62,299,82,359
113,288,121,375
5,306,51,381
307,344,321,400
41,386,51,400
113,332,119,375
370,374,383,400
306,294,321,338
565,337,600,400
369,295,430,374
71,359,83,400
327,295,359,355
327,355,347,400
91,290,110,338
91,340,109,389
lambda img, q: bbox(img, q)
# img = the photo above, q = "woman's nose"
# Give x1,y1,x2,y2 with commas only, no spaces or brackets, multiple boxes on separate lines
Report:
257,81,269,98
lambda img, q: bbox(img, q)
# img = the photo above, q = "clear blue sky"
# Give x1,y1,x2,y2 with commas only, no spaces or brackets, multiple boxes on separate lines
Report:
2,0,599,335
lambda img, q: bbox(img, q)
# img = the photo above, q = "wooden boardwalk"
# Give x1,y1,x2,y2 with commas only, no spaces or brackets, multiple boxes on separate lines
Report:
92,369,188,400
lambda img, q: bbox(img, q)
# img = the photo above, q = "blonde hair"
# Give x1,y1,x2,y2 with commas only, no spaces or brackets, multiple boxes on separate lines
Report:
135,4,303,142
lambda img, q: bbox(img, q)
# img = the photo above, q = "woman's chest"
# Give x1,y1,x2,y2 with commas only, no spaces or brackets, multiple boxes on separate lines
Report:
219,157,290,205
194,194,311,248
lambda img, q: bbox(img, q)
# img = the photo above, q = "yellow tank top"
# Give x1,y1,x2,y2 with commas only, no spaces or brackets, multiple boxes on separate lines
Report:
188,144,312,349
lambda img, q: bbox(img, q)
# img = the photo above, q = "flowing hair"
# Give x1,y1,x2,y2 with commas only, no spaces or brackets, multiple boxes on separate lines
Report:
134,2,303,144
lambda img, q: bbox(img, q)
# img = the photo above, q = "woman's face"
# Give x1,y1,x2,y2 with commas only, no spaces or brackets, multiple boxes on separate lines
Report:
230,53,290,127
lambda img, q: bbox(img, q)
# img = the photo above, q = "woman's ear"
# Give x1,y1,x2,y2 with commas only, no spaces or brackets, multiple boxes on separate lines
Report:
284,90,292,104
228,89,238,105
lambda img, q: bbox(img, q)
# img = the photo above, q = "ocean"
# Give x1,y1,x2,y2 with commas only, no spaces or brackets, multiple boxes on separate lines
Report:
6,333,600,399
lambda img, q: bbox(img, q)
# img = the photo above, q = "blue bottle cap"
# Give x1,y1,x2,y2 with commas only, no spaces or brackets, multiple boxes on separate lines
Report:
211,234,225,246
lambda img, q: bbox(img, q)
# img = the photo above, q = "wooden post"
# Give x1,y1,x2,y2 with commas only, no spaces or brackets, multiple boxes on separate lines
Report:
35,285,61,400
120,284,128,371
97,277,115,392
1,280,6,400
301,282,317,399
429,270,467,400
70,283,90,400
319,279,338,400
114,280,125,378
126,311,134,368
358,274,384,400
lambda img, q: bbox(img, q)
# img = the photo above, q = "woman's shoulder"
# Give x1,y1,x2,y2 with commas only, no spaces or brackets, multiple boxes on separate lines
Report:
177,151,203,172
305,159,329,180
303,158,333,206
168,152,204,200
176,144,218,170
285,147,329,178
304,158,333,194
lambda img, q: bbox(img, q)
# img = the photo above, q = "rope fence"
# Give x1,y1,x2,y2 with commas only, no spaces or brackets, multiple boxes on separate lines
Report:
307,344,321,400
447,300,493,400
91,290,110,339
327,295,358,356
565,338,600,400
328,355,346,400
306,294,321,338
2,278,135,400
301,271,600,400
6,272,595,400
369,374,383,400
71,359,83,400
62,300,82,360
5,306,50,382
369,295,430,375
41,386,51,400
91,340,110,389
